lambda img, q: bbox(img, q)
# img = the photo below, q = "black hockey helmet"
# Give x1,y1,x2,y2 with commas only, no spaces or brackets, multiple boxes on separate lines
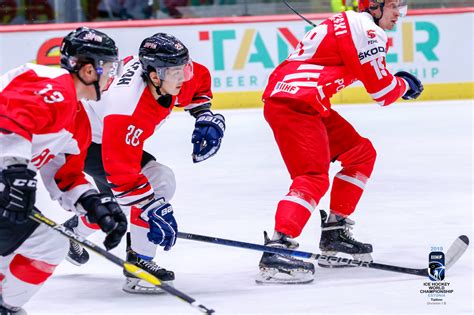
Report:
60,27,119,73
138,33,193,82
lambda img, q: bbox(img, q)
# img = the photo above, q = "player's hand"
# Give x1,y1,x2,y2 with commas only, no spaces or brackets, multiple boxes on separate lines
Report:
0,164,37,224
79,191,127,250
191,111,225,163
143,198,178,251
395,71,424,100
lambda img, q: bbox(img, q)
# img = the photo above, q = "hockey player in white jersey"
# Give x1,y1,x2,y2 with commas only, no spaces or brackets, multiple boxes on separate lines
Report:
61,33,225,294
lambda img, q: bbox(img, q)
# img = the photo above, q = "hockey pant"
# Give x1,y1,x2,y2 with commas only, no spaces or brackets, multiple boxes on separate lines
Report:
264,98,376,238
76,156,176,258
0,224,68,308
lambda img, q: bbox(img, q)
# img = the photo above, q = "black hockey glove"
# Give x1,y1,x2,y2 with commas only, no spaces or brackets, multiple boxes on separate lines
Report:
78,191,127,250
395,71,424,100
191,111,225,163
0,165,37,224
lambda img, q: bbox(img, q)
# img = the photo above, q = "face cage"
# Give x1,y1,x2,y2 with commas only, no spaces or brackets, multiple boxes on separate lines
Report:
155,60,194,84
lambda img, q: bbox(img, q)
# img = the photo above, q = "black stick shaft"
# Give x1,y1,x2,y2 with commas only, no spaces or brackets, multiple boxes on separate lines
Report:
30,210,214,314
177,231,428,277
282,0,317,27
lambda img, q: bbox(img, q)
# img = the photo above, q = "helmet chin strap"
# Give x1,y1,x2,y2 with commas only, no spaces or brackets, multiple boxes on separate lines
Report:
149,76,173,108
77,71,102,101
370,2,385,25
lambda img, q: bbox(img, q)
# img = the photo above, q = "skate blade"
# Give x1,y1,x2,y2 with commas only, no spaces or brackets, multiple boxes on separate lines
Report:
65,255,83,267
122,277,174,294
318,252,373,268
255,267,314,285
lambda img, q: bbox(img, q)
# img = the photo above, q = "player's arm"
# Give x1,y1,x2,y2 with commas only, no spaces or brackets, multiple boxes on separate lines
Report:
0,71,74,224
341,30,423,106
184,63,226,163
39,108,127,249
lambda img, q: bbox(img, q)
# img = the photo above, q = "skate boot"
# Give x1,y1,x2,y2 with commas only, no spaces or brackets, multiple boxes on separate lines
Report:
318,209,373,268
122,233,175,294
256,231,315,284
63,216,90,266
0,298,26,315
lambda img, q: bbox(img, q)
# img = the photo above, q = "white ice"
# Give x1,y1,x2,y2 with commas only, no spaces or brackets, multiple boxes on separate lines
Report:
30,100,472,314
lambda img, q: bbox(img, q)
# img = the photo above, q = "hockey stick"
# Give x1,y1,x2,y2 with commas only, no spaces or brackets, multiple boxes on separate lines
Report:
282,0,317,27
177,232,469,278
29,210,215,314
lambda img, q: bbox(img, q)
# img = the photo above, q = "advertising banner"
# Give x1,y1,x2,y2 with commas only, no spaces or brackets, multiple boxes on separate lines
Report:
1,10,472,107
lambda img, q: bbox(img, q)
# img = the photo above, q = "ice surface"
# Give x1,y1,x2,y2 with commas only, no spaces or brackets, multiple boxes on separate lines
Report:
29,100,473,314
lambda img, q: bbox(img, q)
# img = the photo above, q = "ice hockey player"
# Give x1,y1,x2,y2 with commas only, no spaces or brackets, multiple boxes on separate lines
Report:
257,0,423,284
62,33,226,294
0,27,127,314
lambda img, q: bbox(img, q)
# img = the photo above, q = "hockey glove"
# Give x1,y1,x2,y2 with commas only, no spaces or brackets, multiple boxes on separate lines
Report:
79,191,127,250
191,111,225,163
0,165,37,224
395,71,424,100
144,198,178,251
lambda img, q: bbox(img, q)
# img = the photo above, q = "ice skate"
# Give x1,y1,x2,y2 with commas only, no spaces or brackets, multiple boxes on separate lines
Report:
0,297,26,315
318,210,373,268
256,231,314,284
63,216,90,266
122,234,175,294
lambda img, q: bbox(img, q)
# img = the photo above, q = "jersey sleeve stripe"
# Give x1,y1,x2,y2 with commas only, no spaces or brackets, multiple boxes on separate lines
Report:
116,191,154,207
297,64,324,71
369,77,397,99
113,182,150,198
284,72,321,81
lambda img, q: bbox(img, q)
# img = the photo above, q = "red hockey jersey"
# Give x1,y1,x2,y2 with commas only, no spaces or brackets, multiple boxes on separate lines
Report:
84,56,213,206
262,11,408,116
0,63,95,211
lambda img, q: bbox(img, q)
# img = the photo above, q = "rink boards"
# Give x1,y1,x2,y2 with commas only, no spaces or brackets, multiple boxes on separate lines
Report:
0,8,473,108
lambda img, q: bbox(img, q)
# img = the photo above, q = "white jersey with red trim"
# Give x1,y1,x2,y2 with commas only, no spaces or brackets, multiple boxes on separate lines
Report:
0,63,95,212
263,11,408,116
83,56,213,206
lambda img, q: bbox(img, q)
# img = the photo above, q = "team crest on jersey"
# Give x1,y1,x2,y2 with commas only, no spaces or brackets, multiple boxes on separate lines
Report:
271,81,300,96
367,30,376,39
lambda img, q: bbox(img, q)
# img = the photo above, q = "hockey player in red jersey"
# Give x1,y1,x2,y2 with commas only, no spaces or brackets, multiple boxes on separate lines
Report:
0,27,127,313
62,33,225,293
257,0,423,284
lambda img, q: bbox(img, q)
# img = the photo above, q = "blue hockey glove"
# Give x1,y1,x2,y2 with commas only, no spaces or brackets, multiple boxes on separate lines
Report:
395,71,424,100
144,198,178,251
191,111,225,163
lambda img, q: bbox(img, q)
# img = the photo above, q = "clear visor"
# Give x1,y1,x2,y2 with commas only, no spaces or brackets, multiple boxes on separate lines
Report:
96,59,123,79
156,60,194,83
398,0,408,17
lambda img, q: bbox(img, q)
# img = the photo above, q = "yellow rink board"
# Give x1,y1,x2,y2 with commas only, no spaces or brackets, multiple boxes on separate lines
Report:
210,82,474,109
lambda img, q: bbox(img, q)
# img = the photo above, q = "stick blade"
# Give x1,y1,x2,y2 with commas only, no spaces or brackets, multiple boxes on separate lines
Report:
445,235,470,270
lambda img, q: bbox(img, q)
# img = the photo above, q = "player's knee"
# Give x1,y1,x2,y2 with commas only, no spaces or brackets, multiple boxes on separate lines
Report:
360,138,377,165
142,160,176,202
291,173,330,203
357,138,377,176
